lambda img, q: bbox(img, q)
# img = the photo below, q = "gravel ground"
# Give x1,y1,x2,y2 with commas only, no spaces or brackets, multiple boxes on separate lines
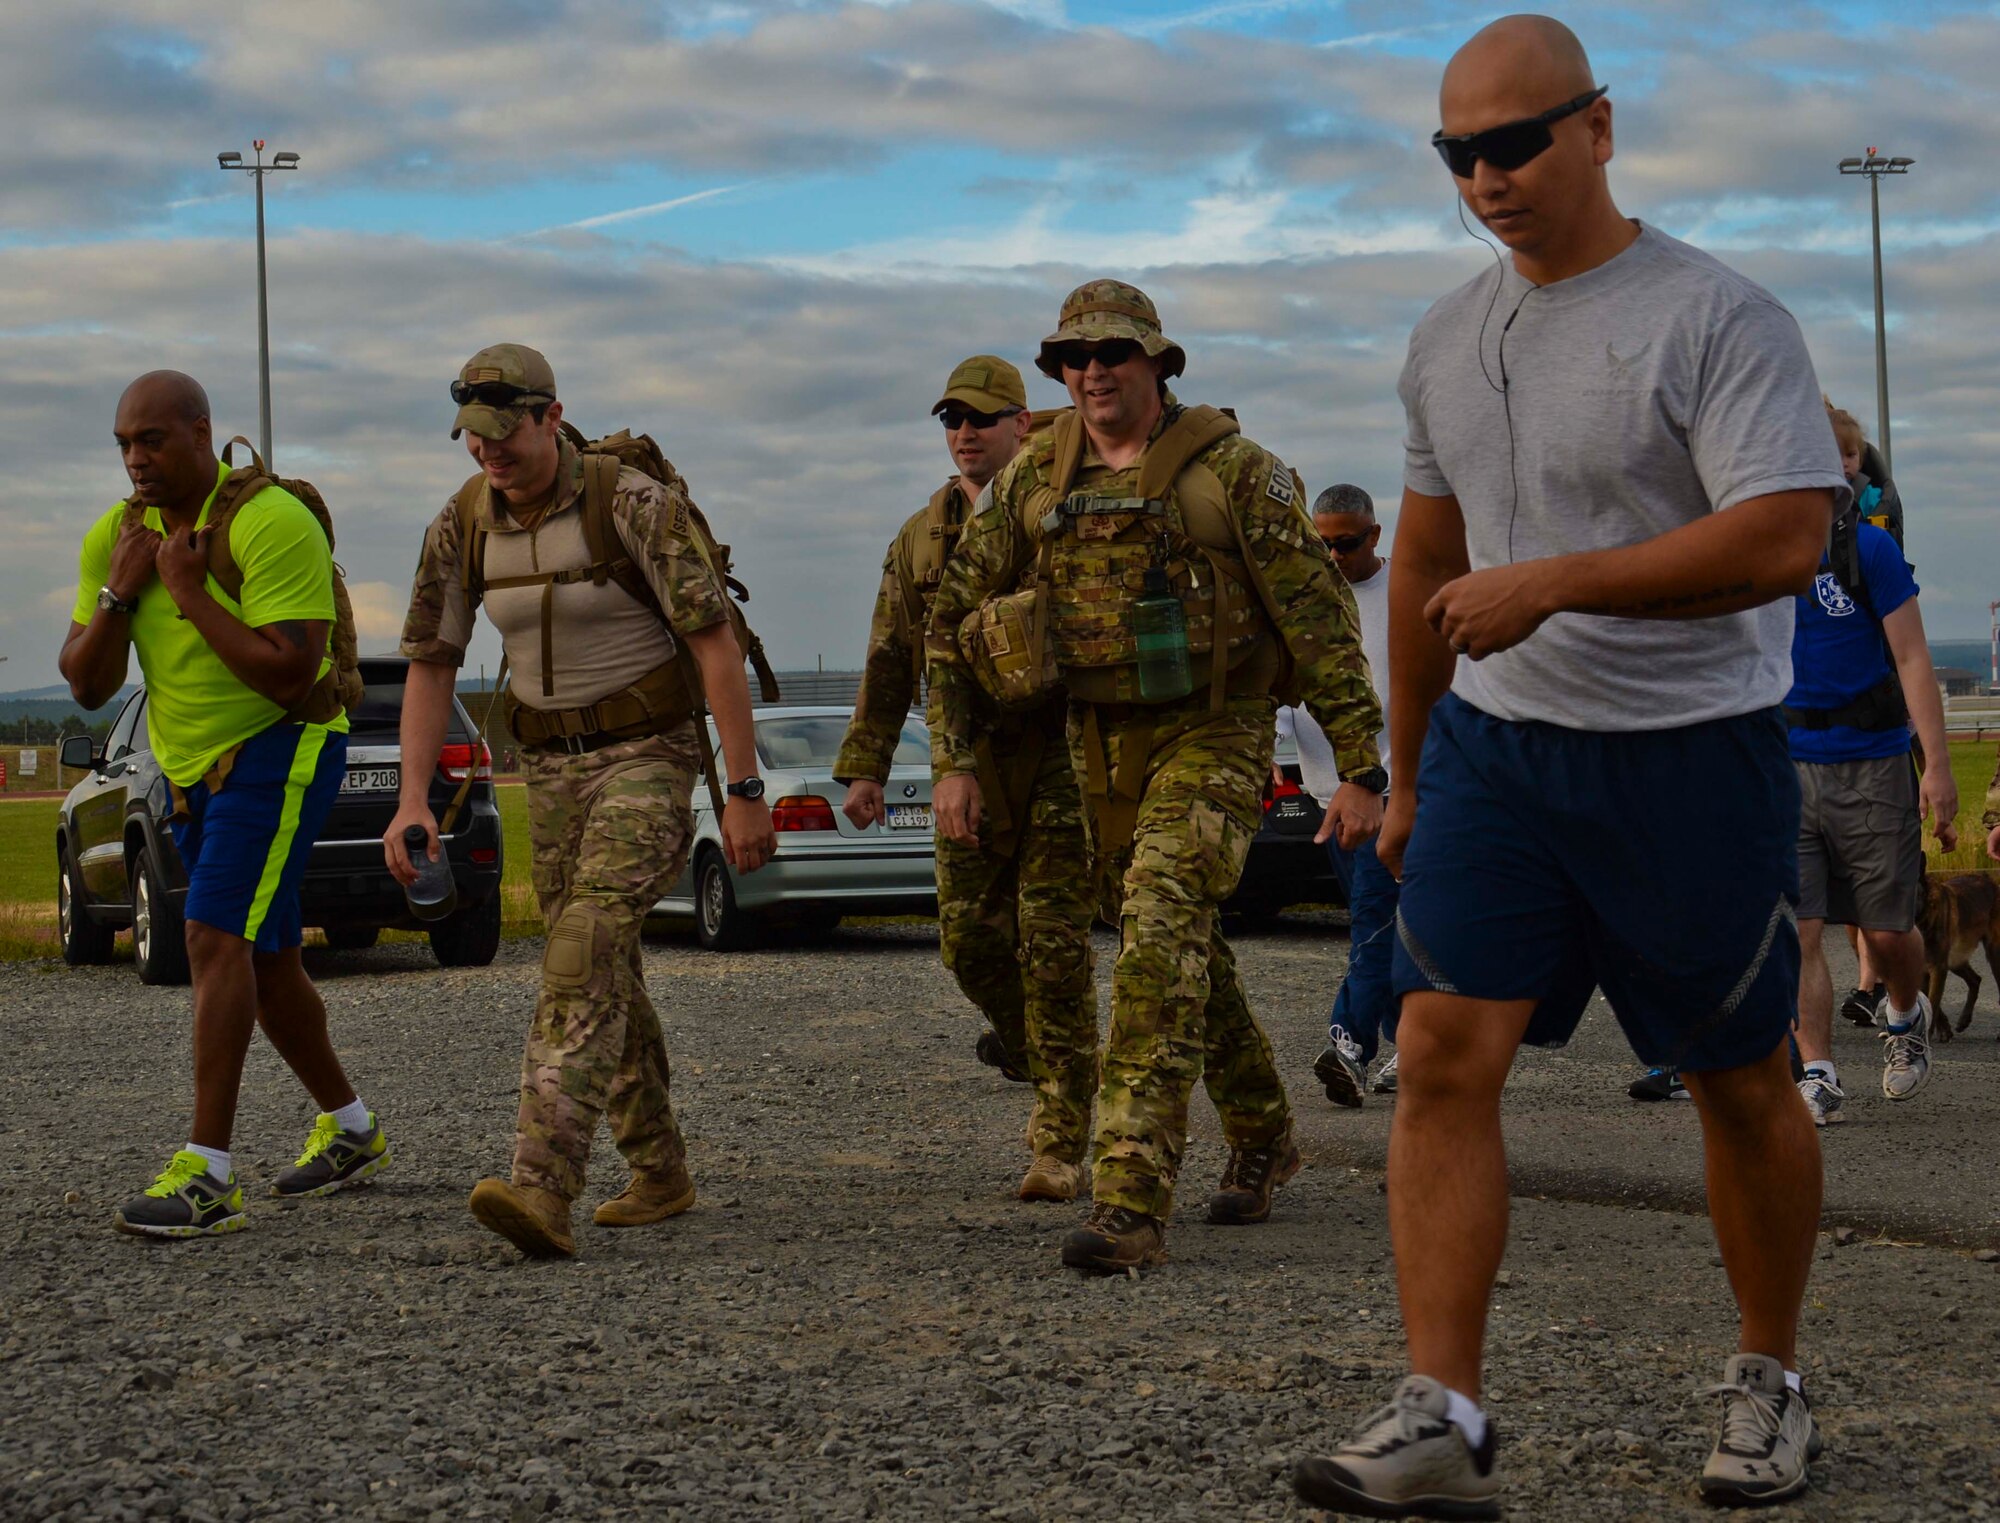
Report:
2,919,1996,1522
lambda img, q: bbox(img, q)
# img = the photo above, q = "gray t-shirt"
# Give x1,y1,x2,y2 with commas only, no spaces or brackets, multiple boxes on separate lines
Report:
1399,222,1849,731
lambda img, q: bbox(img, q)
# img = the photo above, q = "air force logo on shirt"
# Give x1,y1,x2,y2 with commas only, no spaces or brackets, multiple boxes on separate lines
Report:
1815,572,1857,617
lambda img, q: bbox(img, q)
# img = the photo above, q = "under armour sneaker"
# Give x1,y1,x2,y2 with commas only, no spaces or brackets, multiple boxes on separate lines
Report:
1292,1375,1502,1520
113,1150,247,1239
1628,1067,1691,1102
1315,1028,1367,1109
1699,1353,1820,1506
974,1030,1029,1083
1372,1049,1399,1094
271,1112,392,1198
1880,996,1932,1101
1059,1203,1166,1273
1840,983,1884,1027
1796,1074,1846,1127
1207,1134,1302,1225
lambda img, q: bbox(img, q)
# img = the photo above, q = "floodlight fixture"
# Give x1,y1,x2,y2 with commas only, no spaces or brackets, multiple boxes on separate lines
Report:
1834,148,1915,472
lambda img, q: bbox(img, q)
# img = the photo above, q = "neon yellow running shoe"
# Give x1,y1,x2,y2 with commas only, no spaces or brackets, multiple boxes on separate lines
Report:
113,1150,246,1239
271,1112,391,1198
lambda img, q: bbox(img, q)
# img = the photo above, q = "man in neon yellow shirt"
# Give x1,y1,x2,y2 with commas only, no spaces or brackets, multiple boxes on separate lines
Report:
61,371,389,1239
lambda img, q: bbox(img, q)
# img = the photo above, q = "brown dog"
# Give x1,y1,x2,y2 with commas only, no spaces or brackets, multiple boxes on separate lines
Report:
1914,872,2000,1042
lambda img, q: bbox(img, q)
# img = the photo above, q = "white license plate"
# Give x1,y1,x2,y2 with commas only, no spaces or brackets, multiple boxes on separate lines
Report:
341,765,400,794
885,803,932,830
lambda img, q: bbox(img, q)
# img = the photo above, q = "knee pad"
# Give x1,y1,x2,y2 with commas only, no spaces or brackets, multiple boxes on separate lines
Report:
543,902,608,992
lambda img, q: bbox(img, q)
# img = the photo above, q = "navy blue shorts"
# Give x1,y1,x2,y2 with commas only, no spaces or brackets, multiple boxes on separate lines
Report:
173,723,347,953
1392,693,1801,1074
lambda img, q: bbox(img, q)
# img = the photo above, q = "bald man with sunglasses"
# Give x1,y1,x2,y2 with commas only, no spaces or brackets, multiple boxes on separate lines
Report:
833,357,1099,1205
1291,15,1846,1518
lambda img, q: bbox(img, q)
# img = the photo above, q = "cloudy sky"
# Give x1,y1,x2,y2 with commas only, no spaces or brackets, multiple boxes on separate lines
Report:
3,0,1993,690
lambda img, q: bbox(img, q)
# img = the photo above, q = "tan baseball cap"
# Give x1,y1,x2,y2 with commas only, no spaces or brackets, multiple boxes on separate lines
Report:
1035,280,1186,380
930,354,1028,417
450,343,558,440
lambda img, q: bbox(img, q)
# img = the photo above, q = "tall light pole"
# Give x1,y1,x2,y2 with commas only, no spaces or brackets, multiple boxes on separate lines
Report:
216,142,300,468
1837,149,1914,477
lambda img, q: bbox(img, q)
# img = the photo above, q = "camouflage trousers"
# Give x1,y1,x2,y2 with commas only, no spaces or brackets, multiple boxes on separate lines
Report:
934,730,1099,1162
1070,693,1291,1220
513,725,699,1202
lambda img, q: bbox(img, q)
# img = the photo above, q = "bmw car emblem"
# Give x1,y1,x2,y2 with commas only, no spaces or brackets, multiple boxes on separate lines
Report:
902,784,918,798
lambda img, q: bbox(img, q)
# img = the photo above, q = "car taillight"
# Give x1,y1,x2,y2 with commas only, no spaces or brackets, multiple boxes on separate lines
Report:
771,795,837,832
469,848,498,865
437,742,492,782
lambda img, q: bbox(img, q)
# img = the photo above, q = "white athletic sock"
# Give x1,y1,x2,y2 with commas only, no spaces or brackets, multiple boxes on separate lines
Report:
330,1098,372,1134
1443,1386,1488,1449
1884,999,1918,1033
185,1143,232,1183
1803,1060,1839,1090
1785,1369,1803,1395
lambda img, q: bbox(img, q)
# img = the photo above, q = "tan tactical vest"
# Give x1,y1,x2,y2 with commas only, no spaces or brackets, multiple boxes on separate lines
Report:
898,479,968,685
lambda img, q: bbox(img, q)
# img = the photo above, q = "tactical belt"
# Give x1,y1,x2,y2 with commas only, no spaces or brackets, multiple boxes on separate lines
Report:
1781,673,1908,733
525,727,654,756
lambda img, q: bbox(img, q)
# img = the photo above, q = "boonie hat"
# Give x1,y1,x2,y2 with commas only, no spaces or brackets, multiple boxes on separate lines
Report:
1035,280,1186,381
451,343,558,440
931,355,1028,417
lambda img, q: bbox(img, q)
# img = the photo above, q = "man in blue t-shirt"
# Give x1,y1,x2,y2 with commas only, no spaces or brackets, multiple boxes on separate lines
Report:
1786,405,1956,1127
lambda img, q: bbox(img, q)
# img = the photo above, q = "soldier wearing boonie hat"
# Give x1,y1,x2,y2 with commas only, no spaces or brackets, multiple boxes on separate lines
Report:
833,355,1100,1206
392,342,776,1261
926,279,1385,1274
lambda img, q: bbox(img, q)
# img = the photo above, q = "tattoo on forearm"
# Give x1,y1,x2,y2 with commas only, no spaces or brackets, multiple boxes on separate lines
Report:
1581,580,1757,617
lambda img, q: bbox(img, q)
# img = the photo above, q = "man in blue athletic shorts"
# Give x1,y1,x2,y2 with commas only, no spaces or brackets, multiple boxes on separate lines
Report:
62,371,388,1240
1292,17,1845,1518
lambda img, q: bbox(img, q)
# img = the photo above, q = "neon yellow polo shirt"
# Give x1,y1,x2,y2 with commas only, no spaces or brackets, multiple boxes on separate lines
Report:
72,461,348,787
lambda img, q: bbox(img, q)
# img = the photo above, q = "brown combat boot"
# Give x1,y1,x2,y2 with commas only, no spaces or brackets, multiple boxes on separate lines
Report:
468,1178,575,1258
593,1161,697,1227
1206,1135,1302,1225
1017,1155,1083,1203
1060,1203,1167,1274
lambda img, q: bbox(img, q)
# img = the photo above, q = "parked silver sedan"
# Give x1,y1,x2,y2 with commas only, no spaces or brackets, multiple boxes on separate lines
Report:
652,705,938,949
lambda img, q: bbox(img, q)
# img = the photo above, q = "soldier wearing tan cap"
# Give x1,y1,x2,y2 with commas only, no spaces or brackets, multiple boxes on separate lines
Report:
833,356,1099,1203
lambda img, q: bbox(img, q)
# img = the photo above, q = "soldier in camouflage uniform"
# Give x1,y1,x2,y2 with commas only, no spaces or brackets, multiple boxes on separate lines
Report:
389,344,775,1259
834,357,1100,1203
928,283,1385,1272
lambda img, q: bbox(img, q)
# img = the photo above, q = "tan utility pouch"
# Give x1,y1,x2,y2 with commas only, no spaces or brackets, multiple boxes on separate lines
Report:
960,584,1056,712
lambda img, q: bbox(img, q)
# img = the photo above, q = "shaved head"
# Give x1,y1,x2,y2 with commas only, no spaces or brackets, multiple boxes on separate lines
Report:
1442,14,1595,131
118,370,211,426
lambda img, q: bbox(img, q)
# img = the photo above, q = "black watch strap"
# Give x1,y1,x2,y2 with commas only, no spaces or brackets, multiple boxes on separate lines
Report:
726,776,766,801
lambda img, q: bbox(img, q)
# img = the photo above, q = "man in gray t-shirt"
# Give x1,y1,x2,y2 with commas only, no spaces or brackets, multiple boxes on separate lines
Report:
1293,16,1843,1522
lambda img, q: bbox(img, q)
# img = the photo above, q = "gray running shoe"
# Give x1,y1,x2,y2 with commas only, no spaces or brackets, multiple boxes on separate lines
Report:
1880,996,1932,1101
1372,1049,1400,1094
1292,1375,1500,1520
1315,1027,1367,1109
1796,1075,1845,1127
114,1150,247,1239
1699,1353,1820,1506
272,1112,392,1198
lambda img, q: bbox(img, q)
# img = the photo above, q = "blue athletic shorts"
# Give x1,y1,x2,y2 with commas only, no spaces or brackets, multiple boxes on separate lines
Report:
172,722,347,953
1392,693,1801,1074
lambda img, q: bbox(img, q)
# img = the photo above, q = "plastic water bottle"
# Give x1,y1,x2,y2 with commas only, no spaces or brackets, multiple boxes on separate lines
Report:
403,824,458,922
1133,567,1193,702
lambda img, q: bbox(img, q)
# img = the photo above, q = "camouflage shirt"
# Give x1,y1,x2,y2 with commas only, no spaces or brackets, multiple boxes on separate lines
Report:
925,408,1382,780
400,439,731,708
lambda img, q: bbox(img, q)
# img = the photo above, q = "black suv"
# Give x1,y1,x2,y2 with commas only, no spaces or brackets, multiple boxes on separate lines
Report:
56,656,505,982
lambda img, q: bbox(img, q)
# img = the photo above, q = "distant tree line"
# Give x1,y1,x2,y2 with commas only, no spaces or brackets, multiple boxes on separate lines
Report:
0,715,111,746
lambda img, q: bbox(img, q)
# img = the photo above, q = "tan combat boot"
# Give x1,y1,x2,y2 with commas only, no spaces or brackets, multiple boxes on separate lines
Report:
1206,1134,1303,1225
1017,1155,1083,1203
468,1178,575,1258
1059,1203,1167,1274
593,1161,697,1227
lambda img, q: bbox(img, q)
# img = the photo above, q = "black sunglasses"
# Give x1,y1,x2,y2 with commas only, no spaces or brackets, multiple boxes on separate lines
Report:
938,405,1021,431
450,379,552,408
1431,86,1607,178
1052,339,1144,373
1325,532,1372,555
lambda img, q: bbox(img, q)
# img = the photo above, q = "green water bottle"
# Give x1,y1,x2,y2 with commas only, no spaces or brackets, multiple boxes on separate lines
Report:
1133,567,1193,702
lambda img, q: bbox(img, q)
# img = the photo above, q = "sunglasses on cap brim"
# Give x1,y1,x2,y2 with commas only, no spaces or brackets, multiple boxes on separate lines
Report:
1431,86,1607,178
450,379,554,409
938,405,1022,431
1051,339,1145,372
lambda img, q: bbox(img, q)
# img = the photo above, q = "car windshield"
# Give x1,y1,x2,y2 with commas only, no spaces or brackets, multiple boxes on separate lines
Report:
754,714,928,771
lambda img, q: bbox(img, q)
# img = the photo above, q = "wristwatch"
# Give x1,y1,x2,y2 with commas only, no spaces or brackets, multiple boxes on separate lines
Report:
725,776,766,801
1346,766,1389,795
96,587,139,616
